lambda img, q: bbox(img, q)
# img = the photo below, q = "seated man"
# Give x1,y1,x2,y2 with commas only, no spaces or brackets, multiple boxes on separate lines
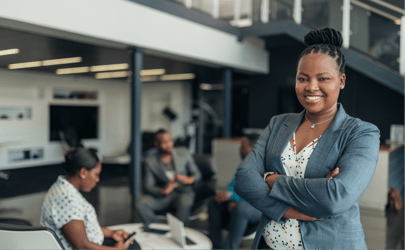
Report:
208,134,262,249
135,129,201,226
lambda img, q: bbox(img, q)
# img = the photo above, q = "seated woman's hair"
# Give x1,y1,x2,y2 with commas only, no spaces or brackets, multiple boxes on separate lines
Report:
298,28,346,74
63,147,99,176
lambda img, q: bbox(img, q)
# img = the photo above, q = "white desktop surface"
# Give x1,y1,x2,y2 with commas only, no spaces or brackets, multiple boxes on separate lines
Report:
108,223,212,249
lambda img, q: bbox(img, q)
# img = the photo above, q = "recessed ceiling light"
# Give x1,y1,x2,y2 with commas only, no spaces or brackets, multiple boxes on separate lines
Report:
9,61,41,69
42,57,82,66
56,66,90,75
0,48,19,56
95,71,130,79
160,73,195,81
140,69,166,76
90,63,129,72
141,76,159,82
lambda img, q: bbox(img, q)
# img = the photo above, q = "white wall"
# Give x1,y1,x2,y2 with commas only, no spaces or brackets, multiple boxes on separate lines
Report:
0,69,191,170
0,0,268,74
141,81,192,139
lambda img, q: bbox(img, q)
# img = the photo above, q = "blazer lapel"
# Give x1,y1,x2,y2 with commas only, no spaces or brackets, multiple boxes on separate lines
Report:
266,110,305,175
149,154,170,183
304,103,347,178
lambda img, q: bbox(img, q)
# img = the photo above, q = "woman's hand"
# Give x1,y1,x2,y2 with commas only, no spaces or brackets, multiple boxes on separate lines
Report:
325,167,340,179
265,174,280,188
283,206,317,221
114,238,133,249
111,229,130,243
214,191,229,204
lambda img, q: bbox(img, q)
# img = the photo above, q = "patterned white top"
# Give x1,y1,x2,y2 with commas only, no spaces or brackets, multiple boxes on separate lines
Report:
40,176,104,250
262,133,322,249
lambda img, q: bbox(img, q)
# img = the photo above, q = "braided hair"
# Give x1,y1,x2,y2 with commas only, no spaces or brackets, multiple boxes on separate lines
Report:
63,147,99,176
298,28,346,74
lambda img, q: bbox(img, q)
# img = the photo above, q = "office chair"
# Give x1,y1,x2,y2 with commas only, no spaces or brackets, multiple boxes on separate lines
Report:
0,222,64,249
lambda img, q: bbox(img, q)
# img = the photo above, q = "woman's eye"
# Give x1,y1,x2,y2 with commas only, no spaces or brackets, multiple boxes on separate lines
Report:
319,78,329,81
297,78,307,82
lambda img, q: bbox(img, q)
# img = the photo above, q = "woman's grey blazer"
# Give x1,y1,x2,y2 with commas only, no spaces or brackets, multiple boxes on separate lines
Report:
234,104,380,249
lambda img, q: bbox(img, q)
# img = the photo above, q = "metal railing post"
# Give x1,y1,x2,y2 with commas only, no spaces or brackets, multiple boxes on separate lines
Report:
212,0,220,19
293,0,302,24
261,0,269,23
234,0,241,23
342,0,351,49
400,15,405,75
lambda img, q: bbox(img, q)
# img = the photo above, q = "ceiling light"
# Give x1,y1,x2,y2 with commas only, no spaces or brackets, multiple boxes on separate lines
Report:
0,48,19,56
200,83,225,90
56,66,89,75
9,61,41,69
95,71,130,79
90,63,129,72
42,57,82,66
140,69,166,76
160,73,195,81
200,83,213,90
141,76,159,82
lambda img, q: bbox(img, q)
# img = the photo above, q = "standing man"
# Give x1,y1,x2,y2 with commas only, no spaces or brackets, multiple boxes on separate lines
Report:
208,134,262,249
135,129,201,226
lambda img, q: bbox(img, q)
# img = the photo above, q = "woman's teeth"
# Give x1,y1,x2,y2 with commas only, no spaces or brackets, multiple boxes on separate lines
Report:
306,96,321,100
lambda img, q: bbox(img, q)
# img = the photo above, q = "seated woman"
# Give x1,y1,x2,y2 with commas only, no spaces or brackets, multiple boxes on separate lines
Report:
40,147,134,249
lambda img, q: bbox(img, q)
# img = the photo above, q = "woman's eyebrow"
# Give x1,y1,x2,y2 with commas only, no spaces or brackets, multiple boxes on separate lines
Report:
297,72,331,76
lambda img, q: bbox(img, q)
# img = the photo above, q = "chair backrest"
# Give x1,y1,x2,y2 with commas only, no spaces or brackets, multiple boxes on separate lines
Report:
0,223,64,249
192,154,216,181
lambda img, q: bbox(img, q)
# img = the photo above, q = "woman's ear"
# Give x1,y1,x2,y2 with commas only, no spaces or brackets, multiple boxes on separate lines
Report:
340,73,346,89
79,168,88,179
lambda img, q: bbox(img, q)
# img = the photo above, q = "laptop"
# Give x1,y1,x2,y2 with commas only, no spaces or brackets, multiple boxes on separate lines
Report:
166,213,196,248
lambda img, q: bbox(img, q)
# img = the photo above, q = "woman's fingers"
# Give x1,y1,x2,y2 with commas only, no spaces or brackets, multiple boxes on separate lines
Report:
326,167,340,179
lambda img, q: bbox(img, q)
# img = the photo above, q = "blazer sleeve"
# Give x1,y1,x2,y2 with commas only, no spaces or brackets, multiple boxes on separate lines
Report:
269,122,380,218
144,161,165,197
234,117,290,223
187,152,202,184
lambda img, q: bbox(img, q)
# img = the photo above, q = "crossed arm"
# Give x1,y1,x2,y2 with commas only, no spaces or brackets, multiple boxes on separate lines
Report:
234,120,380,222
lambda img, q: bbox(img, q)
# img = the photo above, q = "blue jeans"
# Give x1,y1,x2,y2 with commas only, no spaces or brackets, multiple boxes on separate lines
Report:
208,199,261,249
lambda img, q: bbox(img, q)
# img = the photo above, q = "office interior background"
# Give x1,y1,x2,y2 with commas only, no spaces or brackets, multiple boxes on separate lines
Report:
0,0,403,249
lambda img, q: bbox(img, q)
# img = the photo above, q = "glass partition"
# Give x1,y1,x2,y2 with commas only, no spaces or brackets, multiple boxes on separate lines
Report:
302,0,332,30
351,8,400,72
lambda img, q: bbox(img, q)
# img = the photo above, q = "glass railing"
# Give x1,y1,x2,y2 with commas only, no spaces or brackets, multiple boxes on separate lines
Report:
350,3,400,72
168,0,404,74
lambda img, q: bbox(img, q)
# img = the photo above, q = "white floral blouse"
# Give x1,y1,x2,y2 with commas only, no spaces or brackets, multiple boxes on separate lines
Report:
262,133,322,249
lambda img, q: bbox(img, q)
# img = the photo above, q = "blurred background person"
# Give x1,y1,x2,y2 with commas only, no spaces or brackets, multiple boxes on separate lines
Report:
135,129,201,226
208,134,261,249
40,147,135,249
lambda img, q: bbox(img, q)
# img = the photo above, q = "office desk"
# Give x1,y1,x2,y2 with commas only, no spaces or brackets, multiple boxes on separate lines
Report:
108,223,212,249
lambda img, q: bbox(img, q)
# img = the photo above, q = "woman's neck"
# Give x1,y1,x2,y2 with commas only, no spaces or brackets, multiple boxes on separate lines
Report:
305,104,338,124
66,175,81,190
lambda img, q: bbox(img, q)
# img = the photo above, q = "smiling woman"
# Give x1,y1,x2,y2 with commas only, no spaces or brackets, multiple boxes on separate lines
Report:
234,28,381,249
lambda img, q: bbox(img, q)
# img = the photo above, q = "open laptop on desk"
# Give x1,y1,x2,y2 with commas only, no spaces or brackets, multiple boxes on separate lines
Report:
166,213,196,248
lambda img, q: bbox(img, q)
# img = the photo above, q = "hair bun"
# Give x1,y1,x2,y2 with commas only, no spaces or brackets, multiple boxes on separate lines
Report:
304,28,343,48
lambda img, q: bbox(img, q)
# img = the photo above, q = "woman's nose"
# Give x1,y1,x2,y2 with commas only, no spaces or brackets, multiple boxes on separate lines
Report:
306,79,319,91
